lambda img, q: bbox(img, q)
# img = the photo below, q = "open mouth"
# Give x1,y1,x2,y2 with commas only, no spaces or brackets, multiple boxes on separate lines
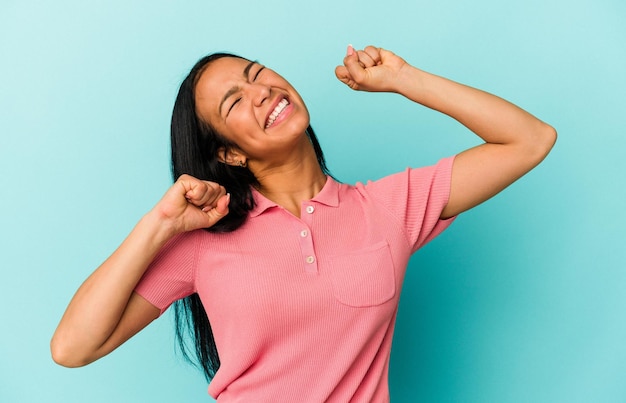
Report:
265,98,290,128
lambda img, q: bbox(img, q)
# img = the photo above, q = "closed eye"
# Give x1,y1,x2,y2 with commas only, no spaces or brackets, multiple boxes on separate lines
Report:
253,66,265,81
225,64,264,117
227,97,241,115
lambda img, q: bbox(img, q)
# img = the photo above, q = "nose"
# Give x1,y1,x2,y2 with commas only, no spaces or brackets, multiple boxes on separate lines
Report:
248,82,270,106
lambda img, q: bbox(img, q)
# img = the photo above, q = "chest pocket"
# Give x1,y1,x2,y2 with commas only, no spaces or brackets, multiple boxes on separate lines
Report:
326,241,396,307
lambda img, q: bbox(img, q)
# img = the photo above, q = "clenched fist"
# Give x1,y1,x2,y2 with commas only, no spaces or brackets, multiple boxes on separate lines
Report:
153,174,230,234
335,45,409,93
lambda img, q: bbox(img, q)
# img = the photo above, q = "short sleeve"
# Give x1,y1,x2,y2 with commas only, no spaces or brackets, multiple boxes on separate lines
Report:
363,156,456,252
134,230,199,314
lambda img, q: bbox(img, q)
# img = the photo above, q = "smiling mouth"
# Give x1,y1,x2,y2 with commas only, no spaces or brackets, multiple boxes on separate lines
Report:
265,99,290,128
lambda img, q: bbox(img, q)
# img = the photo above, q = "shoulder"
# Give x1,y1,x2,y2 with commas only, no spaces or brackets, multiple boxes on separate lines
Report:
354,156,456,197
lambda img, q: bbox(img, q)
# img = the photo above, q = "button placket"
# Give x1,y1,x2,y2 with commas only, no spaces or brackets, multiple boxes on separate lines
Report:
300,204,317,273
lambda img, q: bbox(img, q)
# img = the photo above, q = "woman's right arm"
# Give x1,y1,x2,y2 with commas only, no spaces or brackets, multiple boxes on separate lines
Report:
51,175,229,367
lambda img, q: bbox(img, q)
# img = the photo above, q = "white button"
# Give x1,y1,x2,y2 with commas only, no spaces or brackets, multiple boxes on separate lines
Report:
305,255,315,264
300,230,308,237
305,205,315,214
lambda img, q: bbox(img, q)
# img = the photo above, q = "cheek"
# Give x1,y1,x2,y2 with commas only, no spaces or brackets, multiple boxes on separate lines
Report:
227,113,262,136
289,104,311,130
219,118,264,150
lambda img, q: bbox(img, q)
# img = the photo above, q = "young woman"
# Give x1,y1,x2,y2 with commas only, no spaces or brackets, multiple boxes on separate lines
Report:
51,45,556,401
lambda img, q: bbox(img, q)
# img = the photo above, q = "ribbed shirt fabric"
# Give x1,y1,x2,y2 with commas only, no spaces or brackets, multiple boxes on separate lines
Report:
135,156,456,402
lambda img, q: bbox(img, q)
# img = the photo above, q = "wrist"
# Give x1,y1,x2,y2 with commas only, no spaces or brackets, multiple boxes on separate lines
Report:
394,65,437,105
140,209,179,246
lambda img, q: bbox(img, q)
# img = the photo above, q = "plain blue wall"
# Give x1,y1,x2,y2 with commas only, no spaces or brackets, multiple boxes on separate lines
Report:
1,0,625,402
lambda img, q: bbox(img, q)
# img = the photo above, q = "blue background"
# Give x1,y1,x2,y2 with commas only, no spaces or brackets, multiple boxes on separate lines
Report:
1,0,625,401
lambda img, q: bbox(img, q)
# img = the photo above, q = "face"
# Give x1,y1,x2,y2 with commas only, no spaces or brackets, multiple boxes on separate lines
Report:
194,57,310,163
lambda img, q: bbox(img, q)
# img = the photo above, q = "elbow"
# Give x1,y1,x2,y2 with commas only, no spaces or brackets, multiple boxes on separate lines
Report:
541,122,557,154
50,336,91,368
543,123,558,153
528,122,557,165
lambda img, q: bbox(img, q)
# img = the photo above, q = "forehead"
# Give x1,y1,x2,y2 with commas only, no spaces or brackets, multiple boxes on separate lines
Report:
194,57,251,121
196,57,249,98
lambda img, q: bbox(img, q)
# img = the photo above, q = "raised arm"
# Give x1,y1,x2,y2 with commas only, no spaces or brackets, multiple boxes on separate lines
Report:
335,45,556,218
51,175,229,367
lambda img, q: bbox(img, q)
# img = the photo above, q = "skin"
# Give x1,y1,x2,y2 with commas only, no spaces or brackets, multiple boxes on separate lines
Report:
194,57,327,216
51,45,556,367
335,45,556,219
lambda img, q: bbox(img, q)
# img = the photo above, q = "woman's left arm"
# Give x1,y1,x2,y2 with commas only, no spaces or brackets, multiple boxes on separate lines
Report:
336,45,557,218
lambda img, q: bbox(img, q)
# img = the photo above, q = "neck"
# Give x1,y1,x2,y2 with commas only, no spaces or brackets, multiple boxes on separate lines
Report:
251,143,327,217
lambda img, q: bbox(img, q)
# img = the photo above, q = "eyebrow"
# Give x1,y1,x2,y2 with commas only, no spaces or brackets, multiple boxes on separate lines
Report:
218,60,257,116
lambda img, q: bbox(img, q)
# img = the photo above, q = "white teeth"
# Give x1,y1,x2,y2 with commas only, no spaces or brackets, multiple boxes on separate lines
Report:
265,99,289,128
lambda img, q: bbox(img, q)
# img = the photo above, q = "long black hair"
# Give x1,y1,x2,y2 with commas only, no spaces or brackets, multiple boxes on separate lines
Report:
170,52,331,381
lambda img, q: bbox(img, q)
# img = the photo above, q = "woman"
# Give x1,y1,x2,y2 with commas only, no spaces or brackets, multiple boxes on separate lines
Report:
51,45,556,401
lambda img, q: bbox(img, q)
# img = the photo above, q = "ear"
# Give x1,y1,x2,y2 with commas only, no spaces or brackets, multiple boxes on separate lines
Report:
217,147,247,167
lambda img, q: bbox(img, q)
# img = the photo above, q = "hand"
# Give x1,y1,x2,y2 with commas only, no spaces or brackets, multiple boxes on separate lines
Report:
153,174,229,234
335,45,408,92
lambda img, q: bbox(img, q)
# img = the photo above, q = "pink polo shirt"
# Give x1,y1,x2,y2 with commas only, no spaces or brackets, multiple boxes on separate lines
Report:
135,156,456,402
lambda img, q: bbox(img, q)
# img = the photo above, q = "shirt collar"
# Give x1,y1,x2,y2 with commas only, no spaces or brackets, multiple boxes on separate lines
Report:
249,176,340,217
